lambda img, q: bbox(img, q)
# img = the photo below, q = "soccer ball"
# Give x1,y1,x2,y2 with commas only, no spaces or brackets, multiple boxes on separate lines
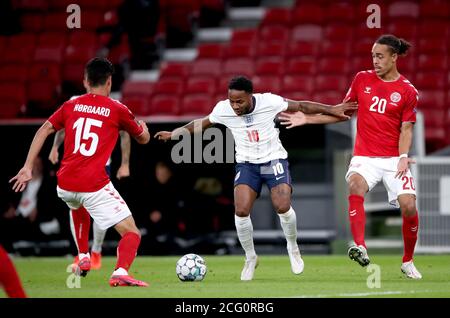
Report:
176,253,207,282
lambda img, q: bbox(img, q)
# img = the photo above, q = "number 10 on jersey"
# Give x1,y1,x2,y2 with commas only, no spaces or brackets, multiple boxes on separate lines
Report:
247,130,259,142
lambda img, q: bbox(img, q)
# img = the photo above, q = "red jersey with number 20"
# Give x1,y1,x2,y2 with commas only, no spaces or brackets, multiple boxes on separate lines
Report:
48,93,144,192
344,70,418,157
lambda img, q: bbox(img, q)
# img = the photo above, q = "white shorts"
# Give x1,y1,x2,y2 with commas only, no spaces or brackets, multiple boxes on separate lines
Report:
345,156,416,208
57,182,132,230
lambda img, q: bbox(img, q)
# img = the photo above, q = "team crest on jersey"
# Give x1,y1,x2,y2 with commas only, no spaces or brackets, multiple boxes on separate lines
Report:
364,87,371,94
244,115,254,125
390,92,401,103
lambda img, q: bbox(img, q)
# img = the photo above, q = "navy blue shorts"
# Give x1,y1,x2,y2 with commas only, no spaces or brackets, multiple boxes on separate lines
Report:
234,159,292,195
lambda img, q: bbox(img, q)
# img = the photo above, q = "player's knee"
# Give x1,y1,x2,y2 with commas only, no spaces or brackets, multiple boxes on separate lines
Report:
235,209,250,217
274,202,290,214
401,201,416,217
348,179,365,196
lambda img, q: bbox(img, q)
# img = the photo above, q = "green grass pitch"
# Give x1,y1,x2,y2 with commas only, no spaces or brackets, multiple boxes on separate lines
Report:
2,255,450,298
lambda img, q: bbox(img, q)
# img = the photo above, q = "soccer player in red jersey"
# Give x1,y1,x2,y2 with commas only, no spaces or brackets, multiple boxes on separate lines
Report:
279,34,422,279
0,244,27,298
10,57,151,287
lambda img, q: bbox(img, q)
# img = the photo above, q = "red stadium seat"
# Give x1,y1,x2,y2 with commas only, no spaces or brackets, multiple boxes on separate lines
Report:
43,13,68,31
257,42,286,58
122,81,154,97
286,57,316,75
34,46,64,63
416,72,447,90
418,90,446,109
64,45,97,63
325,3,355,23
197,43,224,59
20,14,44,32
387,22,418,40
153,78,184,96
323,24,354,41
159,62,190,79
252,75,282,94
315,75,348,92
38,32,67,46
0,84,25,118
216,77,233,95
223,43,255,58
279,91,311,101
282,75,314,95
185,76,216,95
12,0,49,11
0,65,29,83
180,94,213,115
418,54,448,71
291,25,322,42
223,58,255,79
291,5,324,25
312,91,343,105
149,94,180,115
261,8,291,26
354,25,383,41
318,58,351,75
421,109,445,127
81,11,104,30
190,59,222,77
388,1,419,19
286,41,320,58
259,25,290,43
121,96,150,116
418,21,450,38
28,63,61,83
320,41,351,57
420,1,450,19
351,57,373,74
62,63,85,84
354,38,375,56
68,32,98,47
255,58,285,76
418,38,447,54
230,29,257,44
27,81,60,108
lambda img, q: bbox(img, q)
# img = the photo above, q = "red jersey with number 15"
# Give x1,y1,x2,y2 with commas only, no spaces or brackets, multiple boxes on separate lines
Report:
48,93,144,192
344,70,418,157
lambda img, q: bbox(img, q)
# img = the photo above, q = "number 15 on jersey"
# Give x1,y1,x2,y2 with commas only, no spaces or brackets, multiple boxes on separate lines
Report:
73,117,103,156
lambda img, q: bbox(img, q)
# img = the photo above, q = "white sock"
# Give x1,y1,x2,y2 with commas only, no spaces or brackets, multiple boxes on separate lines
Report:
78,252,90,260
234,215,257,259
91,222,107,253
278,207,299,251
112,267,128,276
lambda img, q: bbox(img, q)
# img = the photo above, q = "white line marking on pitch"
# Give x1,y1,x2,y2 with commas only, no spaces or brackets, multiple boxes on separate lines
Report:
289,290,435,298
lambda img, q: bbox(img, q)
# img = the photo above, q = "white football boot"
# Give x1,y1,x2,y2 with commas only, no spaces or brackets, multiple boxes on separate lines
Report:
348,244,370,267
240,255,258,281
288,246,304,274
401,260,422,279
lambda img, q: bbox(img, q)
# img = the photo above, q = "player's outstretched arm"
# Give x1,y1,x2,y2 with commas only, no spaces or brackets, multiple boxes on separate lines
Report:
286,99,358,119
48,129,65,164
155,116,213,141
278,112,345,129
10,121,56,192
117,131,131,179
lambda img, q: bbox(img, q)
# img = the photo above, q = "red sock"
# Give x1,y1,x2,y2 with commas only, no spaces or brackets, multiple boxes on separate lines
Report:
71,207,91,254
0,245,27,298
348,194,366,248
115,232,141,271
402,212,419,263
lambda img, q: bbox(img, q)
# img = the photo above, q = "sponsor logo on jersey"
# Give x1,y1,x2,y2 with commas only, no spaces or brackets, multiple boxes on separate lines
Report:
390,92,401,103
364,87,371,94
235,171,241,181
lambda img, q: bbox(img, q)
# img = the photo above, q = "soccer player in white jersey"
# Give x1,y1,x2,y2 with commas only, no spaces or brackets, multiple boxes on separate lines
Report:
279,34,422,279
49,128,131,270
155,76,357,281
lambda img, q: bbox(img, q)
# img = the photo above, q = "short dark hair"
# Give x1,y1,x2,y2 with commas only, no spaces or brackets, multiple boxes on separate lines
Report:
84,57,114,87
376,34,412,56
228,76,253,93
